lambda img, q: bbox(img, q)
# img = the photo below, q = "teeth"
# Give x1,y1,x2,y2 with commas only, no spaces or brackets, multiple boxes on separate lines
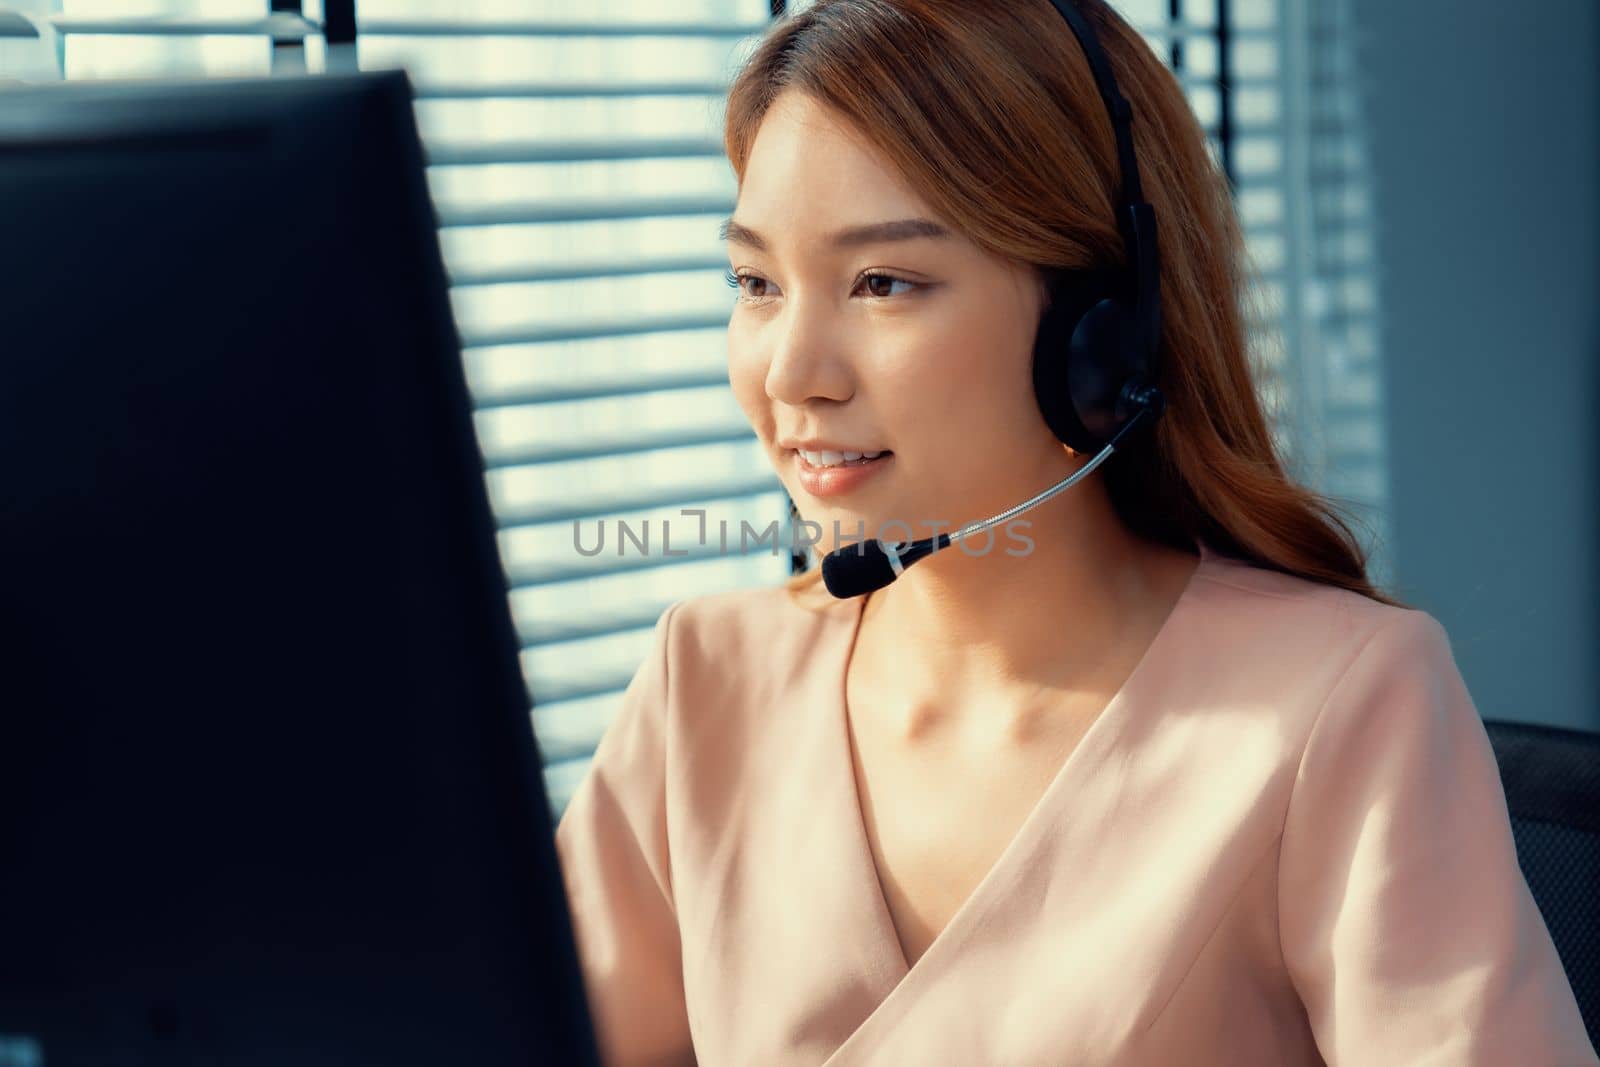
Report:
799,448,885,468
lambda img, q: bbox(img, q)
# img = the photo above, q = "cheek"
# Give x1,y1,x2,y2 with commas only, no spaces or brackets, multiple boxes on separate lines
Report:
726,333,770,428
947,301,1043,425
882,310,1046,494
888,308,1037,427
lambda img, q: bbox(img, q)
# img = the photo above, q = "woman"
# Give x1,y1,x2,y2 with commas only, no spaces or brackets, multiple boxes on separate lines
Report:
553,1,1596,1064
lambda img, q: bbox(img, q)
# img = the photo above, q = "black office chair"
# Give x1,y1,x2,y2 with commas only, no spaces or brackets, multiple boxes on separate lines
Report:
1484,718,1600,1054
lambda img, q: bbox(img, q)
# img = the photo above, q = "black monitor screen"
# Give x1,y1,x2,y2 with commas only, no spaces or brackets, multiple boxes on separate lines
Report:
0,70,599,1067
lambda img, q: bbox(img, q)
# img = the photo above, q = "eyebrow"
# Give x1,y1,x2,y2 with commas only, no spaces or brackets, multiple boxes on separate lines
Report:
718,216,952,252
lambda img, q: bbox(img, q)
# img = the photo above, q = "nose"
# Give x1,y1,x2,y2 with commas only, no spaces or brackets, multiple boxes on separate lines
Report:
761,299,855,407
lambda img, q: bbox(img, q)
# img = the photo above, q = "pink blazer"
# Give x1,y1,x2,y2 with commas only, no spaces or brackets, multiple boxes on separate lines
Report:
553,539,1597,1065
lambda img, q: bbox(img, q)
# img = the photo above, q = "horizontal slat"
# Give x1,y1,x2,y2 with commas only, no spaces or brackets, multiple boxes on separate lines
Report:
536,734,600,768
1180,72,1272,92
534,703,615,766
493,472,779,529
483,421,755,469
460,310,727,349
425,137,722,166
542,755,595,808
1309,309,1380,332
1228,119,1283,138
1147,19,1256,39
533,665,642,706
0,12,40,38
416,79,731,100
508,540,733,590
518,600,677,648
435,194,732,229
472,367,729,409
355,19,769,38
46,13,318,37
448,252,728,288
1238,221,1286,239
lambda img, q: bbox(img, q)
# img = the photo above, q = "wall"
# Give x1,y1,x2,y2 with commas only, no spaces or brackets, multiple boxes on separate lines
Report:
1350,0,1599,730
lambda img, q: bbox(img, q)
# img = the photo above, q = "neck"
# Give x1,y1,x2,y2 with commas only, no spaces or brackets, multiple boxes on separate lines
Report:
855,469,1194,720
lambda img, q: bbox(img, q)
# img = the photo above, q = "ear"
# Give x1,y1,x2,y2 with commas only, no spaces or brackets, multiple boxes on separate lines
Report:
1037,266,1063,311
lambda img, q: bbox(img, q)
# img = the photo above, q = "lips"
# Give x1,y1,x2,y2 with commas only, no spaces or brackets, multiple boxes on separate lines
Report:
793,450,893,498
794,450,892,470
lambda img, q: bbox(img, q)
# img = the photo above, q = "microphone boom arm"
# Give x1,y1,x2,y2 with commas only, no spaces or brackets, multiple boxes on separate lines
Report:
944,402,1153,547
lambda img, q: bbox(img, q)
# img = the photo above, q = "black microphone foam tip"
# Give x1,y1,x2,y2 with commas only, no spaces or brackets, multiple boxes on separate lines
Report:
820,535,950,599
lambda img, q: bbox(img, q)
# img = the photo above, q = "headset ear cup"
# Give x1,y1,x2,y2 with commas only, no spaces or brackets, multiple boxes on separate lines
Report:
1032,282,1102,455
1067,297,1144,445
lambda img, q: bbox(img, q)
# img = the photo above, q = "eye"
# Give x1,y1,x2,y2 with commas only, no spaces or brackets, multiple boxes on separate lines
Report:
856,271,919,299
725,268,776,302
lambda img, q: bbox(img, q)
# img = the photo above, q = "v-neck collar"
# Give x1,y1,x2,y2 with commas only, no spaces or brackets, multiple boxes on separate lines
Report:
821,537,1218,1062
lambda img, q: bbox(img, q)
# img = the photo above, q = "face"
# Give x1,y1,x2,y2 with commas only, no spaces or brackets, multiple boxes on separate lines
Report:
724,89,1064,555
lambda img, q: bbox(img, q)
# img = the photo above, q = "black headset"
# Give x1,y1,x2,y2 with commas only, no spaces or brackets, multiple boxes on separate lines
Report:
1031,0,1166,456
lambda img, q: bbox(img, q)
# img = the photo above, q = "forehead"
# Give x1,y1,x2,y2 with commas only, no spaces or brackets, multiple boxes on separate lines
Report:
735,90,933,238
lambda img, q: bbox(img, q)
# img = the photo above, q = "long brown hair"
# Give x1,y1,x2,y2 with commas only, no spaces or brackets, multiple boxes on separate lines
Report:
723,0,1407,609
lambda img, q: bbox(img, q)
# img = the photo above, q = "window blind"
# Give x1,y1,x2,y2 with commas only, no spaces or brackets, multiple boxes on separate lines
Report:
4,0,1390,822
1135,0,1392,587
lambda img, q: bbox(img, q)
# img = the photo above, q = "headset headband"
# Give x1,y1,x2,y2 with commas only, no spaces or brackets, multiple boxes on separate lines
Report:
1044,0,1143,207
1042,0,1162,371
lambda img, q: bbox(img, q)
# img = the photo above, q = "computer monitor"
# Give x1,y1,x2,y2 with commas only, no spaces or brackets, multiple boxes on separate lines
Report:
0,69,601,1066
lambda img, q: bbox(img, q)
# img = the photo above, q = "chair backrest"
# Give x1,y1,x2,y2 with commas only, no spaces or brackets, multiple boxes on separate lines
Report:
1483,718,1600,1054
